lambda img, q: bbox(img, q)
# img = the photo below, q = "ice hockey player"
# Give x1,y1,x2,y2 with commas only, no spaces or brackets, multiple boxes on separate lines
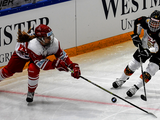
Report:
112,10,160,97
0,24,81,102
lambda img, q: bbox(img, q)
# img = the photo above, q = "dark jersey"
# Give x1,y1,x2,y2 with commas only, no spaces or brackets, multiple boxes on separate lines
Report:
134,16,160,41
133,16,160,58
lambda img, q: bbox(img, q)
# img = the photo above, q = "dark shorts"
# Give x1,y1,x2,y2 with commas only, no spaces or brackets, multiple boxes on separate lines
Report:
133,49,160,69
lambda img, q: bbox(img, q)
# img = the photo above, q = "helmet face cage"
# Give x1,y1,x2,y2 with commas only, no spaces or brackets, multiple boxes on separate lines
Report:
45,31,54,46
148,10,160,32
49,32,54,45
37,37,45,44
149,18,160,32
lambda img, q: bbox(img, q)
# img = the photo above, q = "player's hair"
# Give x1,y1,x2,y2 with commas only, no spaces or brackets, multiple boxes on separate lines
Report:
17,28,36,42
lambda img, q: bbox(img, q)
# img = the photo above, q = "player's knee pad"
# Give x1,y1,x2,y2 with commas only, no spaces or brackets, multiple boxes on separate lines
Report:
28,63,40,78
128,58,140,72
124,65,134,76
140,72,151,83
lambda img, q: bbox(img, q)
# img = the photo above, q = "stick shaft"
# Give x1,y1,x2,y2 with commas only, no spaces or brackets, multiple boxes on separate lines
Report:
138,45,147,100
80,76,150,114
69,68,156,117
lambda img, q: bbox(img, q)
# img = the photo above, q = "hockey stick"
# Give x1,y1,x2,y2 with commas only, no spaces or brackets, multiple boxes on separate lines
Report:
138,44,147,101
69,69,156,117
79,75,156,117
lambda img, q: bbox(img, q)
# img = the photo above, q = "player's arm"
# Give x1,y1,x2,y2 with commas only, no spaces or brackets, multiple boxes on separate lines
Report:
131,16,147,47
55,43,81,79
28,49,68,71
133,16,145,34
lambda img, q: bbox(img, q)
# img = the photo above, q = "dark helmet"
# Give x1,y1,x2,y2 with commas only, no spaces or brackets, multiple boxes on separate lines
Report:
35,24,54,45
148,10,160,32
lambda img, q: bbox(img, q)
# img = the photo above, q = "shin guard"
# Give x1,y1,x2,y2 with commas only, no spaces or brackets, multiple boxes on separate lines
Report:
28,63,40,92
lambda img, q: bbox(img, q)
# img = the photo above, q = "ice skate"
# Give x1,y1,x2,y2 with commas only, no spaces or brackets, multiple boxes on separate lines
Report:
112,78,126,88
26,92,34,102
126,85,139,97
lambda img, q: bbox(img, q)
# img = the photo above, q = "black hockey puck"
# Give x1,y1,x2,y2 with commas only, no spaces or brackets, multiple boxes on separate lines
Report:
111,97,117,103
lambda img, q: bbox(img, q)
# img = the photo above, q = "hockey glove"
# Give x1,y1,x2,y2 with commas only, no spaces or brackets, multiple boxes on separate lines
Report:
138,45,151,58
131,33,142,47
54,58,69,72
69,63,81,79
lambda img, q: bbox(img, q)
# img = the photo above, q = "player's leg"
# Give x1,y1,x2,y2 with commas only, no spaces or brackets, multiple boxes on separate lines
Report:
26,62,40,102
126,61,159,97
112,49,148,88
0,52,28,81
112,59,139,88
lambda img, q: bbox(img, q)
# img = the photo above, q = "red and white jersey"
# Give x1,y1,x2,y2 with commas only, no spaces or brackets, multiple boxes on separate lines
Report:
15,37,63,70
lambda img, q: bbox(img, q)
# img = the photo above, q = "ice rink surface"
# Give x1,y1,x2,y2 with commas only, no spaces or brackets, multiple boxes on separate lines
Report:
0,40,160,120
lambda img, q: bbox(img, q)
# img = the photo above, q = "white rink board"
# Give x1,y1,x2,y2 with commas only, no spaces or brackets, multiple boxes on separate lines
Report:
0,0,159,66
0,1,75,66
76,0,159,45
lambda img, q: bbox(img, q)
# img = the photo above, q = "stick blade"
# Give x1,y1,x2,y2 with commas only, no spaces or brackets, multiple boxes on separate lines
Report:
141,95,147,101
148,112,157,118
